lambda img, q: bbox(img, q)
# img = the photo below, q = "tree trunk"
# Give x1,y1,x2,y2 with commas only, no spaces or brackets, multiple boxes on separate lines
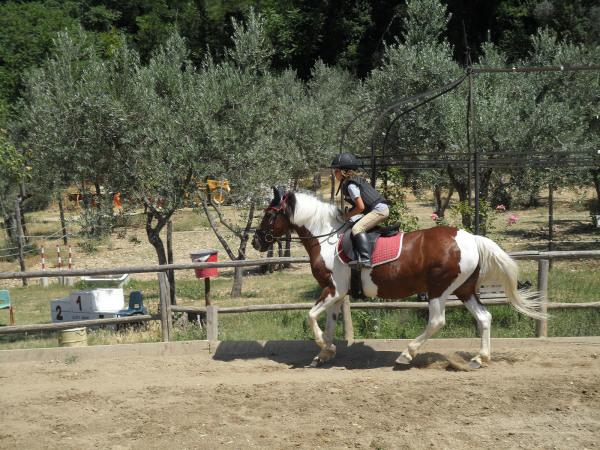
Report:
14,198,27,286
260,246,274,273
330,170,335,203
312,171,321,193
277,239,283,271
592,167,600,210
0,195,16,242
231,266,243,297
447,165,471,228
94,177,102,209
230,205,254,297
93,177,104,235
19,180,30,245
284,232,291,269
433,185,454,217
145,209,176,304
167,221,176,304
58,197,68,245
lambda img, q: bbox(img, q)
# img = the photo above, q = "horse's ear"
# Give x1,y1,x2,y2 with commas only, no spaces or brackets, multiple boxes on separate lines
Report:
271,185,280,201
277,185,285,199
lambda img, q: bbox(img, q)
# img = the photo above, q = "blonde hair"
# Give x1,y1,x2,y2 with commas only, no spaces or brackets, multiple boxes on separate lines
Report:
341,169,357,179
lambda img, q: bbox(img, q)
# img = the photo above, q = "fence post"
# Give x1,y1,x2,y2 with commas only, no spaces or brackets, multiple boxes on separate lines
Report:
158,272,172,342
536,259,549,338
341,296,354,340
206,305,218,340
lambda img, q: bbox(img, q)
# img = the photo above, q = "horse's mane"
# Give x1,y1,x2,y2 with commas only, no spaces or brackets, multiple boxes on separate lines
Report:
287,191,341,231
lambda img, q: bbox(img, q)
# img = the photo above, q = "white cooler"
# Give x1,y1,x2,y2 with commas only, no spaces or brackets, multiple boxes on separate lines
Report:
68,288,124,313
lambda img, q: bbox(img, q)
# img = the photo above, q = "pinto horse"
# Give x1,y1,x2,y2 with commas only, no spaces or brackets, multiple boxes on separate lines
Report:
252,187,545,369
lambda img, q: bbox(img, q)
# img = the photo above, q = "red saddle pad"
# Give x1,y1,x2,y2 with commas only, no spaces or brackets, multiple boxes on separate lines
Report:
337,232,403,266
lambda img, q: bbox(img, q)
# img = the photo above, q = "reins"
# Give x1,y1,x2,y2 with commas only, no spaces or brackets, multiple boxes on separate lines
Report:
283,221,349,242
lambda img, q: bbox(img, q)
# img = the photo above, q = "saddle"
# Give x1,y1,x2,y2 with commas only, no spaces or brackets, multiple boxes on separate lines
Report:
337,224,404,299
337,223,402,265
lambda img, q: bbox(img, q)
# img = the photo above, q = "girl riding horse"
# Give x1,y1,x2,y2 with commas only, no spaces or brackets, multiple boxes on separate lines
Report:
329,152,389,269
252,186,546,369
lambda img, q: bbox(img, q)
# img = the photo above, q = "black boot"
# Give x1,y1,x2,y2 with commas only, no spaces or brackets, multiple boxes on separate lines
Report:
350,232,372,269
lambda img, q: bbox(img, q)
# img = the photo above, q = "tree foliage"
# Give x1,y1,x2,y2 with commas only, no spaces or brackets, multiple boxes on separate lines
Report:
6,0,600,281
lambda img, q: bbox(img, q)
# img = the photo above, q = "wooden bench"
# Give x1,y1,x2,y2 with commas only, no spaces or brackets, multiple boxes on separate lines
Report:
446,281,532,305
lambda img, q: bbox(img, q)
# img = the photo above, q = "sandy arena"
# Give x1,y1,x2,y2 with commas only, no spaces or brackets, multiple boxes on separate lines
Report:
1,337,599,449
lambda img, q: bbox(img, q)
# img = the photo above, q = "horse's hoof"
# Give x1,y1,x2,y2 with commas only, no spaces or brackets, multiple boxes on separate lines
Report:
395,355,412,365
309,357,325,368
467,359,482,370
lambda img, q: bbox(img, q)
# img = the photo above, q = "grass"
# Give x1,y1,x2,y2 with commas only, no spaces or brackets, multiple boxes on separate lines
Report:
3,259,597,350
1,181,599,350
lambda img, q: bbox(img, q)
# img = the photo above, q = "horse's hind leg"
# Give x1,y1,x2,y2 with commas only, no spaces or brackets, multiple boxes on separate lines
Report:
463,294,492,369
396,296,446,365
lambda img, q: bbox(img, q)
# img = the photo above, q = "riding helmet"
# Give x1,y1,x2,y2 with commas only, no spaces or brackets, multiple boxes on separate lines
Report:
329,152,359,171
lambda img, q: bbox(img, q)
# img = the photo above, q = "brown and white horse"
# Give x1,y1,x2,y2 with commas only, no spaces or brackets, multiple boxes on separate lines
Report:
252,187,545,369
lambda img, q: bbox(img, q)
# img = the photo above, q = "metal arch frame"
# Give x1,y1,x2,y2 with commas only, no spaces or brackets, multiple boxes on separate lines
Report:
339,64,600,235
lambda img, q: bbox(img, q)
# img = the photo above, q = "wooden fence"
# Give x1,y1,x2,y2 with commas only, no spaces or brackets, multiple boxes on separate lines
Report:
1,251,599,341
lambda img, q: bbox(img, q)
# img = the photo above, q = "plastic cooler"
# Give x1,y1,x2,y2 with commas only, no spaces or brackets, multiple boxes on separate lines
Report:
190,250,218,278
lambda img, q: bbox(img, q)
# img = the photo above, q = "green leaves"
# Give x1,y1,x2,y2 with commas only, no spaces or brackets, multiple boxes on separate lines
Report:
0,129,30,183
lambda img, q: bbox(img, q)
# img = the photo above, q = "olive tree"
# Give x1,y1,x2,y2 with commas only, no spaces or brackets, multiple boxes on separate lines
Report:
522,30,600,208
365,0,462,218
0,129,30,247
190,11,328,296
22,28,132,237
307,60,362,196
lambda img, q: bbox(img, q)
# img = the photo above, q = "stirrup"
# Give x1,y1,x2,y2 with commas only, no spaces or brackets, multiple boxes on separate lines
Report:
348,260,363,270
348,258,371,270
359,259,372,269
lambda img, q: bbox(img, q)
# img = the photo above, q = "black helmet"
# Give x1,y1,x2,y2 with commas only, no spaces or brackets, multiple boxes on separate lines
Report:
328,152,358,171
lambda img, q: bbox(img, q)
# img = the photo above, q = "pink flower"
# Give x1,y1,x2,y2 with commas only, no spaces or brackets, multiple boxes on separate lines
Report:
430,213,439,220
496,205,506,211
507,215,518,225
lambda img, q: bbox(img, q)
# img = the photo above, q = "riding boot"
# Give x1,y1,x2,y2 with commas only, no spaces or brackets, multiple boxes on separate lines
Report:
351,232,372,269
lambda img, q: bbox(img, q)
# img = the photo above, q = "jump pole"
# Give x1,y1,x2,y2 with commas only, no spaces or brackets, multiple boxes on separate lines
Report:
65,244,74,286
40,245,49,287
57,244,64,285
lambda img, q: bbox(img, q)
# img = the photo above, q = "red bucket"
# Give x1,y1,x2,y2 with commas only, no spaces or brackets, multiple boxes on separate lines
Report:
190,251,218,278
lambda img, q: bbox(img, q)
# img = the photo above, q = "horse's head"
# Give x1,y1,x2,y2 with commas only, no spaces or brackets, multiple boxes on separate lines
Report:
252,186,293,252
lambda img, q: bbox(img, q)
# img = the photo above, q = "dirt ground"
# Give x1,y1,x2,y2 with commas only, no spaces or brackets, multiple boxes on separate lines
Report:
2,338,599,449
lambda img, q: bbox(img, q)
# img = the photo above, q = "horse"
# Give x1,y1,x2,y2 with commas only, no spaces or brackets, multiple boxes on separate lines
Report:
252,187,546,369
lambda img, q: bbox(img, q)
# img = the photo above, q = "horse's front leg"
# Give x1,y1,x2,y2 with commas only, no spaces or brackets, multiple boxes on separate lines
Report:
308,288,343,367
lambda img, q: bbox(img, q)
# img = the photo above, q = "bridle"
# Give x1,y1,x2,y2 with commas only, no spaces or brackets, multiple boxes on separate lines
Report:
254,194,349,246
254,195,290,245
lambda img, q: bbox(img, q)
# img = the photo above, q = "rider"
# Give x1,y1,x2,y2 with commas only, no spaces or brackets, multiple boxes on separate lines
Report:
329,152,389,268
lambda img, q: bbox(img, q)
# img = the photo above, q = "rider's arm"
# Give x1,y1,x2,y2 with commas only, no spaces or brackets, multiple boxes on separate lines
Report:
343,197,365,220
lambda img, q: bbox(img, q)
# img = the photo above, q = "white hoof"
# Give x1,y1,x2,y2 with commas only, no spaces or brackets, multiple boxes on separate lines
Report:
395,354,412,365
309,356,326,368
467,359,482,370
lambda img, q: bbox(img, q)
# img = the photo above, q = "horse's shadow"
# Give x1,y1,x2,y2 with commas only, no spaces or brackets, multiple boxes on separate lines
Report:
212,340,476,371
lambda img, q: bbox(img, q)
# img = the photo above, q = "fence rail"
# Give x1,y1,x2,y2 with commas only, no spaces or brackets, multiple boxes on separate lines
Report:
1,251,599,341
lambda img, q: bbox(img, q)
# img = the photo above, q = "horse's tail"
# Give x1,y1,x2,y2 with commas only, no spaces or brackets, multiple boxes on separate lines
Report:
473,235,548,320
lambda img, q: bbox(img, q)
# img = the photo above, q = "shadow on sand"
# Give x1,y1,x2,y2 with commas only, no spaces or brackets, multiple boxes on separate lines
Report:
211,339,481,371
